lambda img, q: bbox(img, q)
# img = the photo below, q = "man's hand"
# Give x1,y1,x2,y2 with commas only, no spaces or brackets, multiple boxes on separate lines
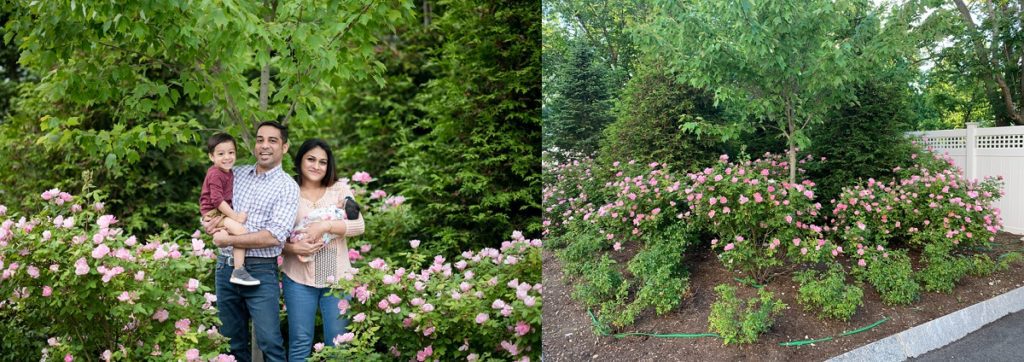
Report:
203,215,226,235
212,230,231,248
237,212,247,223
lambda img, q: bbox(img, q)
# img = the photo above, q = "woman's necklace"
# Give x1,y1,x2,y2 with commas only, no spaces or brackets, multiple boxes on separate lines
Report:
300,186,327,204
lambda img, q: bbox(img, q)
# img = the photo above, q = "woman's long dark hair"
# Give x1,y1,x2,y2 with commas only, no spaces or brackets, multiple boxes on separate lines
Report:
293,138,337,188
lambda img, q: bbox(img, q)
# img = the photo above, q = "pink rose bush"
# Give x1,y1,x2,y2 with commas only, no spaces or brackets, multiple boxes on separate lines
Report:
340,178,418,263
542,156,604,241
309,231,541,361
829,147,1004,295
544,156,694,329
0,188,229,361
686,154,832,282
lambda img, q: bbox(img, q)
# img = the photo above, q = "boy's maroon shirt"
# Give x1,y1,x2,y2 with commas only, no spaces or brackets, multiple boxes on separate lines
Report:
199,166,233,214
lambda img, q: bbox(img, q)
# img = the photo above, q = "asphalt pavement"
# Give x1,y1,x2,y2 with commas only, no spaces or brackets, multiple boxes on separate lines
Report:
911,310,1024,361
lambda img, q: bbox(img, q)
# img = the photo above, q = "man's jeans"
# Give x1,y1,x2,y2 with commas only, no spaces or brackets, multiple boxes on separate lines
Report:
282,274,350,362
215,256,285,362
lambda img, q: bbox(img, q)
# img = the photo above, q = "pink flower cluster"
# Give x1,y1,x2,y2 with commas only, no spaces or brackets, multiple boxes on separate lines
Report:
686,153,829,274
829,150,1004,265
327,231,541,360
0,189,227,359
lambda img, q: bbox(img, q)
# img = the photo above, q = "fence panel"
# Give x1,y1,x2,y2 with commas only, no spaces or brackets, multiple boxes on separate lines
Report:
911,123,1024,234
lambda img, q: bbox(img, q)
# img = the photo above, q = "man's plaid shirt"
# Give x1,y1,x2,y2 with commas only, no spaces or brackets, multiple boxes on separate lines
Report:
223,163,299,258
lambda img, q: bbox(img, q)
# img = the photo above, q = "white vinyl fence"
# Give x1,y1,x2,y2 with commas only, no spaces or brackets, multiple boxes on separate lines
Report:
910,122,1024,234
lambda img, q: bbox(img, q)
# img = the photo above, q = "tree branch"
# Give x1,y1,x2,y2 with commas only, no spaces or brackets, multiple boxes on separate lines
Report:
259,0,278,114
281,0,379,125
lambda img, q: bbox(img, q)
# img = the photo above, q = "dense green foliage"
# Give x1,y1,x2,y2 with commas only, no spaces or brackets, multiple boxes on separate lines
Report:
1,0,541,259
1,188,227,361
543,39,615,156
543,0,1020,347
644,0,918,183
707,284,786,345
793,265,863,321
598,60,725,171
858,250,920,305
805,82,917,204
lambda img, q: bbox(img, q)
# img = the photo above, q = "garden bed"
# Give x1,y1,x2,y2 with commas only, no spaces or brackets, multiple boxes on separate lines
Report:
542,231,1024,362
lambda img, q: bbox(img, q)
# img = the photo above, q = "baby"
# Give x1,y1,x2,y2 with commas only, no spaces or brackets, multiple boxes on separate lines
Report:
292,195,360,262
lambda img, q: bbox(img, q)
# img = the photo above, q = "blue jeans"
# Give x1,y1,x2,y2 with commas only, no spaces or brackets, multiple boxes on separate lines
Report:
215,257,286,362
282,274,350,361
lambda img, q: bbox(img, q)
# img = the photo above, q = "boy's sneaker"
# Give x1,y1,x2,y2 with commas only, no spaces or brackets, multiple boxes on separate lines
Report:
230,268,261,286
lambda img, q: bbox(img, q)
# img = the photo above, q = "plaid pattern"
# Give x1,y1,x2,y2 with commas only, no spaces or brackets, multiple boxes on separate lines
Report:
222,164,299,258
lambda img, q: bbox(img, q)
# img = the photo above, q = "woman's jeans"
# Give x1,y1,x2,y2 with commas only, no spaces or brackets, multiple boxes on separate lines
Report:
215,255,286,362
282,274,350,361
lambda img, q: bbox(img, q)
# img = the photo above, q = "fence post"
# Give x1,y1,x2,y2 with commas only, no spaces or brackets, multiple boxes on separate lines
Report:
965,122,978,181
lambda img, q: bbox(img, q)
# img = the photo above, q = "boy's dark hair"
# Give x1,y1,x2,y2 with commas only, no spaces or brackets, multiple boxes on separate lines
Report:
293,138,337,188
256,121,288,144
206,133,236,154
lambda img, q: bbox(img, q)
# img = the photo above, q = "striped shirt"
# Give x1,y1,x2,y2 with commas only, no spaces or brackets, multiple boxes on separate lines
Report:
223,164,299,258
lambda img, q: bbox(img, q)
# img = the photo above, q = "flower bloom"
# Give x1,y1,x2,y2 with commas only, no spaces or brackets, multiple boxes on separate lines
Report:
333,332,355,345
475,313,489,324
185,349,200,361
351,171,372,184
74,258,89,275
416,345,433,362
152,309,169,322
515,320,531,336
92,244,110,259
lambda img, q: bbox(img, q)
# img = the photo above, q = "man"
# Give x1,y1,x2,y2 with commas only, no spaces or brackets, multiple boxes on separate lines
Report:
207,121,298,362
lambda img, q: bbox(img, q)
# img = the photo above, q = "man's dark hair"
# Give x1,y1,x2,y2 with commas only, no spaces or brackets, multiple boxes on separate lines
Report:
206,133,236,154
256,121,288,144
293,138,337,188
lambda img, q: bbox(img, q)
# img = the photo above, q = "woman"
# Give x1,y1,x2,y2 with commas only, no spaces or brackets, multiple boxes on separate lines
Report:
281,138,365,361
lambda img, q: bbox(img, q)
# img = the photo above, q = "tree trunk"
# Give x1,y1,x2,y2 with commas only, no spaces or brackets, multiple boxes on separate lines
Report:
952,0,1024,125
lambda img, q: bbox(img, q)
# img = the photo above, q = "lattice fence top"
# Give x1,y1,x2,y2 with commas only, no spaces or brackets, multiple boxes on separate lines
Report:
977,133,1024,149
920,136,965,149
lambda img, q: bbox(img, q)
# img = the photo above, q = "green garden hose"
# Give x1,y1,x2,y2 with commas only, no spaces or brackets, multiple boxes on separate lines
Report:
778,316,889,346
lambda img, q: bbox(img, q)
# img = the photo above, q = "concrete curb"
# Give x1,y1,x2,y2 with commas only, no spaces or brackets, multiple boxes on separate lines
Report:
827,285,1024,362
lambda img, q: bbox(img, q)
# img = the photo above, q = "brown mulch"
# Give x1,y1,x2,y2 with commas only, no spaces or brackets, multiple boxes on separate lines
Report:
542,232,1024,362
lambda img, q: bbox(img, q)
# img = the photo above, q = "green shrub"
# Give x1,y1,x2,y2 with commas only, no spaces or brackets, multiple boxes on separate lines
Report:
686,153,832,283
597,60,725,172
793,265,863,321
967,254,998,277
557,222,611,278
998,251,1024,270
860,250,919,305
614,224,694,327
707,284,786,345
542,156,611,242
918,244,973,294
572,255,628,309
805,82,916,204
0,188,228,360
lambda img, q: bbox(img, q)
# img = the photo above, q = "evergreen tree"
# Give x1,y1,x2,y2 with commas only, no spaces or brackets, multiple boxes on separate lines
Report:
598,60,725,171
544,39,614,157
